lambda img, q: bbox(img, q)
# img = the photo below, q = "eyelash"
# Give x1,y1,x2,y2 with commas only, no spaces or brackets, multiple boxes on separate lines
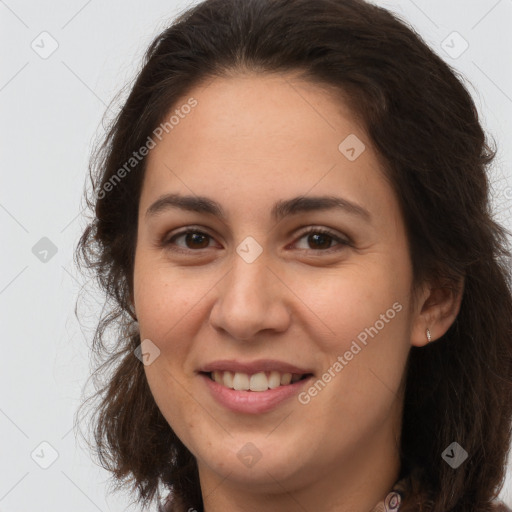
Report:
161,226,352,254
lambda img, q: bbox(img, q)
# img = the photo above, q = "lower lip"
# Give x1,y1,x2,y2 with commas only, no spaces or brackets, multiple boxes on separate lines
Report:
200,373,313,414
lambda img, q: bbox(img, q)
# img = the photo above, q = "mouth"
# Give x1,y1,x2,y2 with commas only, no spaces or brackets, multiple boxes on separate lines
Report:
200,370,313,392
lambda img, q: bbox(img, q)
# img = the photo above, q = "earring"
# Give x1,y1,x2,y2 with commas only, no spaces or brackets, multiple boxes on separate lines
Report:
426,327,432,343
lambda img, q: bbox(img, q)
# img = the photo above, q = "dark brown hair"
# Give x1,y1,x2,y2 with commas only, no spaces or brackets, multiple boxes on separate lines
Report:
75,0,512,510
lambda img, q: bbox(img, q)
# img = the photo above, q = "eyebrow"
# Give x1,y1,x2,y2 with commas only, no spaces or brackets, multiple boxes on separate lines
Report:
145,193,371,223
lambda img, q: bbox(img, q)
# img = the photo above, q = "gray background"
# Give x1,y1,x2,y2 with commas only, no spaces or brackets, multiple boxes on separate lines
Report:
1,0,511,510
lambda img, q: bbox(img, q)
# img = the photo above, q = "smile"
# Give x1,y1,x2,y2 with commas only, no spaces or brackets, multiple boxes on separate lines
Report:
200,372,314,414
206,370,310,391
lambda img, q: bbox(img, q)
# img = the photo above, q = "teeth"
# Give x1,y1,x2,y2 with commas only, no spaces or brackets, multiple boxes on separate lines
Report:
210,370,307,392
223,370,234,388
268,370,281,389
232,372,250,391
212,370,223,384
280,373,292,385
249,372,268,391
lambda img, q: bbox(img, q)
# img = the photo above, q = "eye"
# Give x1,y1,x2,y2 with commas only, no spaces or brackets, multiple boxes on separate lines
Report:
161,226,351,254
293,227,351,252
163,228,217,251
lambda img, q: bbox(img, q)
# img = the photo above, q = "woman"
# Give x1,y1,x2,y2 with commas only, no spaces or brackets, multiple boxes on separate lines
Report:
76,0,512,510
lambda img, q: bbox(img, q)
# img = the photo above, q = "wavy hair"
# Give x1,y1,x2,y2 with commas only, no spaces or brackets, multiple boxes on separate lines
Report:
75,0,512,510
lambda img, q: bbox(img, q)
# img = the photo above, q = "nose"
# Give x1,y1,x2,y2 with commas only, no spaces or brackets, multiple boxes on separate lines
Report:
209,251,291,341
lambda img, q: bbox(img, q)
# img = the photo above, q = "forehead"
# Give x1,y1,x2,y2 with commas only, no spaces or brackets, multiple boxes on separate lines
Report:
147,72,365,165
140,72,397,223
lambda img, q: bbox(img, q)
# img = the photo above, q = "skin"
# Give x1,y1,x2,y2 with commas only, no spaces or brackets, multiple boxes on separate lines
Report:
133,72,463,512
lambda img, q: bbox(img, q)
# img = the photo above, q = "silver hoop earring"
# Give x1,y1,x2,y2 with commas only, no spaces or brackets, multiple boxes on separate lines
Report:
426,327,432,343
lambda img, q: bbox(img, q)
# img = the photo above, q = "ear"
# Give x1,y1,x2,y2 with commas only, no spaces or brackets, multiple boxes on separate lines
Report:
410,276,465,347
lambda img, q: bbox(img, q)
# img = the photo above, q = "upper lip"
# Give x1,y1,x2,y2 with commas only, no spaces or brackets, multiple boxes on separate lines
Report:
199,359,314,375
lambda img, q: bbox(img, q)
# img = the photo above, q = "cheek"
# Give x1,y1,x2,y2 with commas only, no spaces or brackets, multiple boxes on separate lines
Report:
143,362,215,461
291,258,411,344
134,258,213,445
133,256,216,348
289,258,412,408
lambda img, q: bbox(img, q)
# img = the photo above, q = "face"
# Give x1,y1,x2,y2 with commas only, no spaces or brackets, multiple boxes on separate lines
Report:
133,72,418,497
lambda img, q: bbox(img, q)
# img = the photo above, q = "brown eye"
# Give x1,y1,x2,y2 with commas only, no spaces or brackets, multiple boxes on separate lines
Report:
306,232,334,250
162,226,350,255
294,228,351,252
182,232,211,249
165,229,214,250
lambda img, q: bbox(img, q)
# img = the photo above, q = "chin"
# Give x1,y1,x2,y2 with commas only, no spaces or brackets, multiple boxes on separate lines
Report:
193,435,305,487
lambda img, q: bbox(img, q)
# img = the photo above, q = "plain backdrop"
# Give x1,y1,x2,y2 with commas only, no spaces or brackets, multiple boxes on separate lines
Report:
1,0,511,510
